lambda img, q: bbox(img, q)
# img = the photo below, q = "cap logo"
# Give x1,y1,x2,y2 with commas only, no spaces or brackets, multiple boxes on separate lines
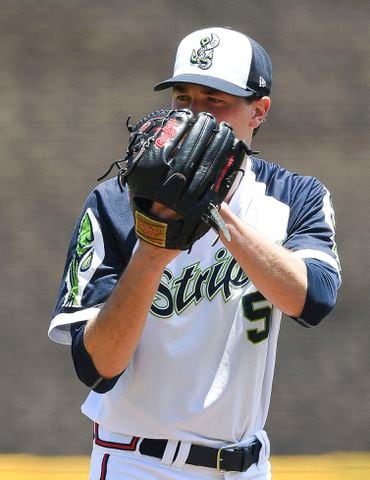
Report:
259,76,267,88
190,33,220,70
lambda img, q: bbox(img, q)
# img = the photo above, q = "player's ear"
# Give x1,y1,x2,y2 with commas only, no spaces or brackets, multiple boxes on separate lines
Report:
248,96,271,129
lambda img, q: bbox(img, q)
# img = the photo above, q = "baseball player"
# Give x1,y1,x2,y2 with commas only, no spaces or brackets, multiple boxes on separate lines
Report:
48,27,341,479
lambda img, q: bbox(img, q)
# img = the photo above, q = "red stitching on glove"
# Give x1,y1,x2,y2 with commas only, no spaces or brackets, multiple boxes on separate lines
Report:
214,156,235,192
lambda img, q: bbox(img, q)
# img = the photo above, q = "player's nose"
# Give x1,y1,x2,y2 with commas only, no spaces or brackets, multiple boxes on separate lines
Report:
186,100,197,113
188,99,208,115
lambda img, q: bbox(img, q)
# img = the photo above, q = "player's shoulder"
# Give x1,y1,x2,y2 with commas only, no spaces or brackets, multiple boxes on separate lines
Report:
86,176,128,203
249,156,327,205
82,177,132,217
79,176,134,247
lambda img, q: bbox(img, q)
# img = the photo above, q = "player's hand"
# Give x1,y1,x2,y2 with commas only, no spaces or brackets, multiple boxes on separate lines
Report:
134,201,182,263
150,201,183,221
137,200,182,263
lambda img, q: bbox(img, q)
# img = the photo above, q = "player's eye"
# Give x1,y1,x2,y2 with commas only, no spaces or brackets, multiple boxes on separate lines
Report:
175,95,191,103
207,96,225,105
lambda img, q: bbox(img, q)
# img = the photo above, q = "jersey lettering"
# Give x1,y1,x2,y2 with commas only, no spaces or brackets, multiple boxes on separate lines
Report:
151,248,249,317
173,265,210,312
242,291,272,343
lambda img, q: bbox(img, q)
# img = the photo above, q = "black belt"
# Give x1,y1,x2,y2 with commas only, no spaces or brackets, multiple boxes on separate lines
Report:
139,437,261,473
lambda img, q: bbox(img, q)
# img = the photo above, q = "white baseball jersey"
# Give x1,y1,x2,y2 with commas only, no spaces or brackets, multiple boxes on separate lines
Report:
48,156,341,447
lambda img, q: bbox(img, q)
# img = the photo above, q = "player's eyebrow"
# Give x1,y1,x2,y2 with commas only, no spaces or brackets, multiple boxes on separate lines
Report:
172,84,187,93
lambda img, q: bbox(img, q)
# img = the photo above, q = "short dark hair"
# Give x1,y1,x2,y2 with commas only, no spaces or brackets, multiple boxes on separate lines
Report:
245,95,263,104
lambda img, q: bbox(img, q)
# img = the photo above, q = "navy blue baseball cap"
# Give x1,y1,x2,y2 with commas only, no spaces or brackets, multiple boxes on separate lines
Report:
154,27,272,97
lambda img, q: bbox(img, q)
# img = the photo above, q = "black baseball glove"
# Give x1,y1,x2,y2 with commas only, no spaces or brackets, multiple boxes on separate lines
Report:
104,109,255,250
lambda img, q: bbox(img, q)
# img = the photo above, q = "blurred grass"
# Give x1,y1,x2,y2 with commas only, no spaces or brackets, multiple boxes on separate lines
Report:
0,452,369,479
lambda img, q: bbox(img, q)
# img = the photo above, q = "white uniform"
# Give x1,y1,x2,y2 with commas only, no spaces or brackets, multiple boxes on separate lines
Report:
49,157,341,479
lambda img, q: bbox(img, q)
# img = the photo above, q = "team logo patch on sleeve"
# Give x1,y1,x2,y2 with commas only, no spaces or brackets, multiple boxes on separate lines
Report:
63,208,105,307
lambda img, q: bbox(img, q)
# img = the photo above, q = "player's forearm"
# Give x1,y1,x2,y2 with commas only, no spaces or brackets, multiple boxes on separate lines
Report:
220,203,307,318
84,242,176,378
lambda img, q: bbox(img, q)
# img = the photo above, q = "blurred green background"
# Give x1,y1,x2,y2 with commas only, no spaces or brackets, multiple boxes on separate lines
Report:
0,0,369,456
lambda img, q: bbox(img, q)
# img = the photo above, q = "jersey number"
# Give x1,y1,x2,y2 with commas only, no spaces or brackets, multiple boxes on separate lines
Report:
242,291,272,344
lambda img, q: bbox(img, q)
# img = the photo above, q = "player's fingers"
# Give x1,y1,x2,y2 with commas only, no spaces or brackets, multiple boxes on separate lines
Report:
150,201,183,220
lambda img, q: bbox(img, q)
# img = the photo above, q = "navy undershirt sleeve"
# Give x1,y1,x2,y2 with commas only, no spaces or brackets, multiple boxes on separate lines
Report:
293,258,340,327
70,322,123,393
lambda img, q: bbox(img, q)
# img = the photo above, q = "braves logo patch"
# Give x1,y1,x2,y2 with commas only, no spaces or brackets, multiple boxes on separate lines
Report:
190,33,220,70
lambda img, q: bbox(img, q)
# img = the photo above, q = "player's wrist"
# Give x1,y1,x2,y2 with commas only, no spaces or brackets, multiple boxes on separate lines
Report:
135,239,179,266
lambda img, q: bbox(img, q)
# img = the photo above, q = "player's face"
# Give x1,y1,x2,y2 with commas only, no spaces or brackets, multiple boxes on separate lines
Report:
171,84,270,141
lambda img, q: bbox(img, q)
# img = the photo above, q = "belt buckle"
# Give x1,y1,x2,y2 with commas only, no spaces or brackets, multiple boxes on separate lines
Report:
216,442,241,473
